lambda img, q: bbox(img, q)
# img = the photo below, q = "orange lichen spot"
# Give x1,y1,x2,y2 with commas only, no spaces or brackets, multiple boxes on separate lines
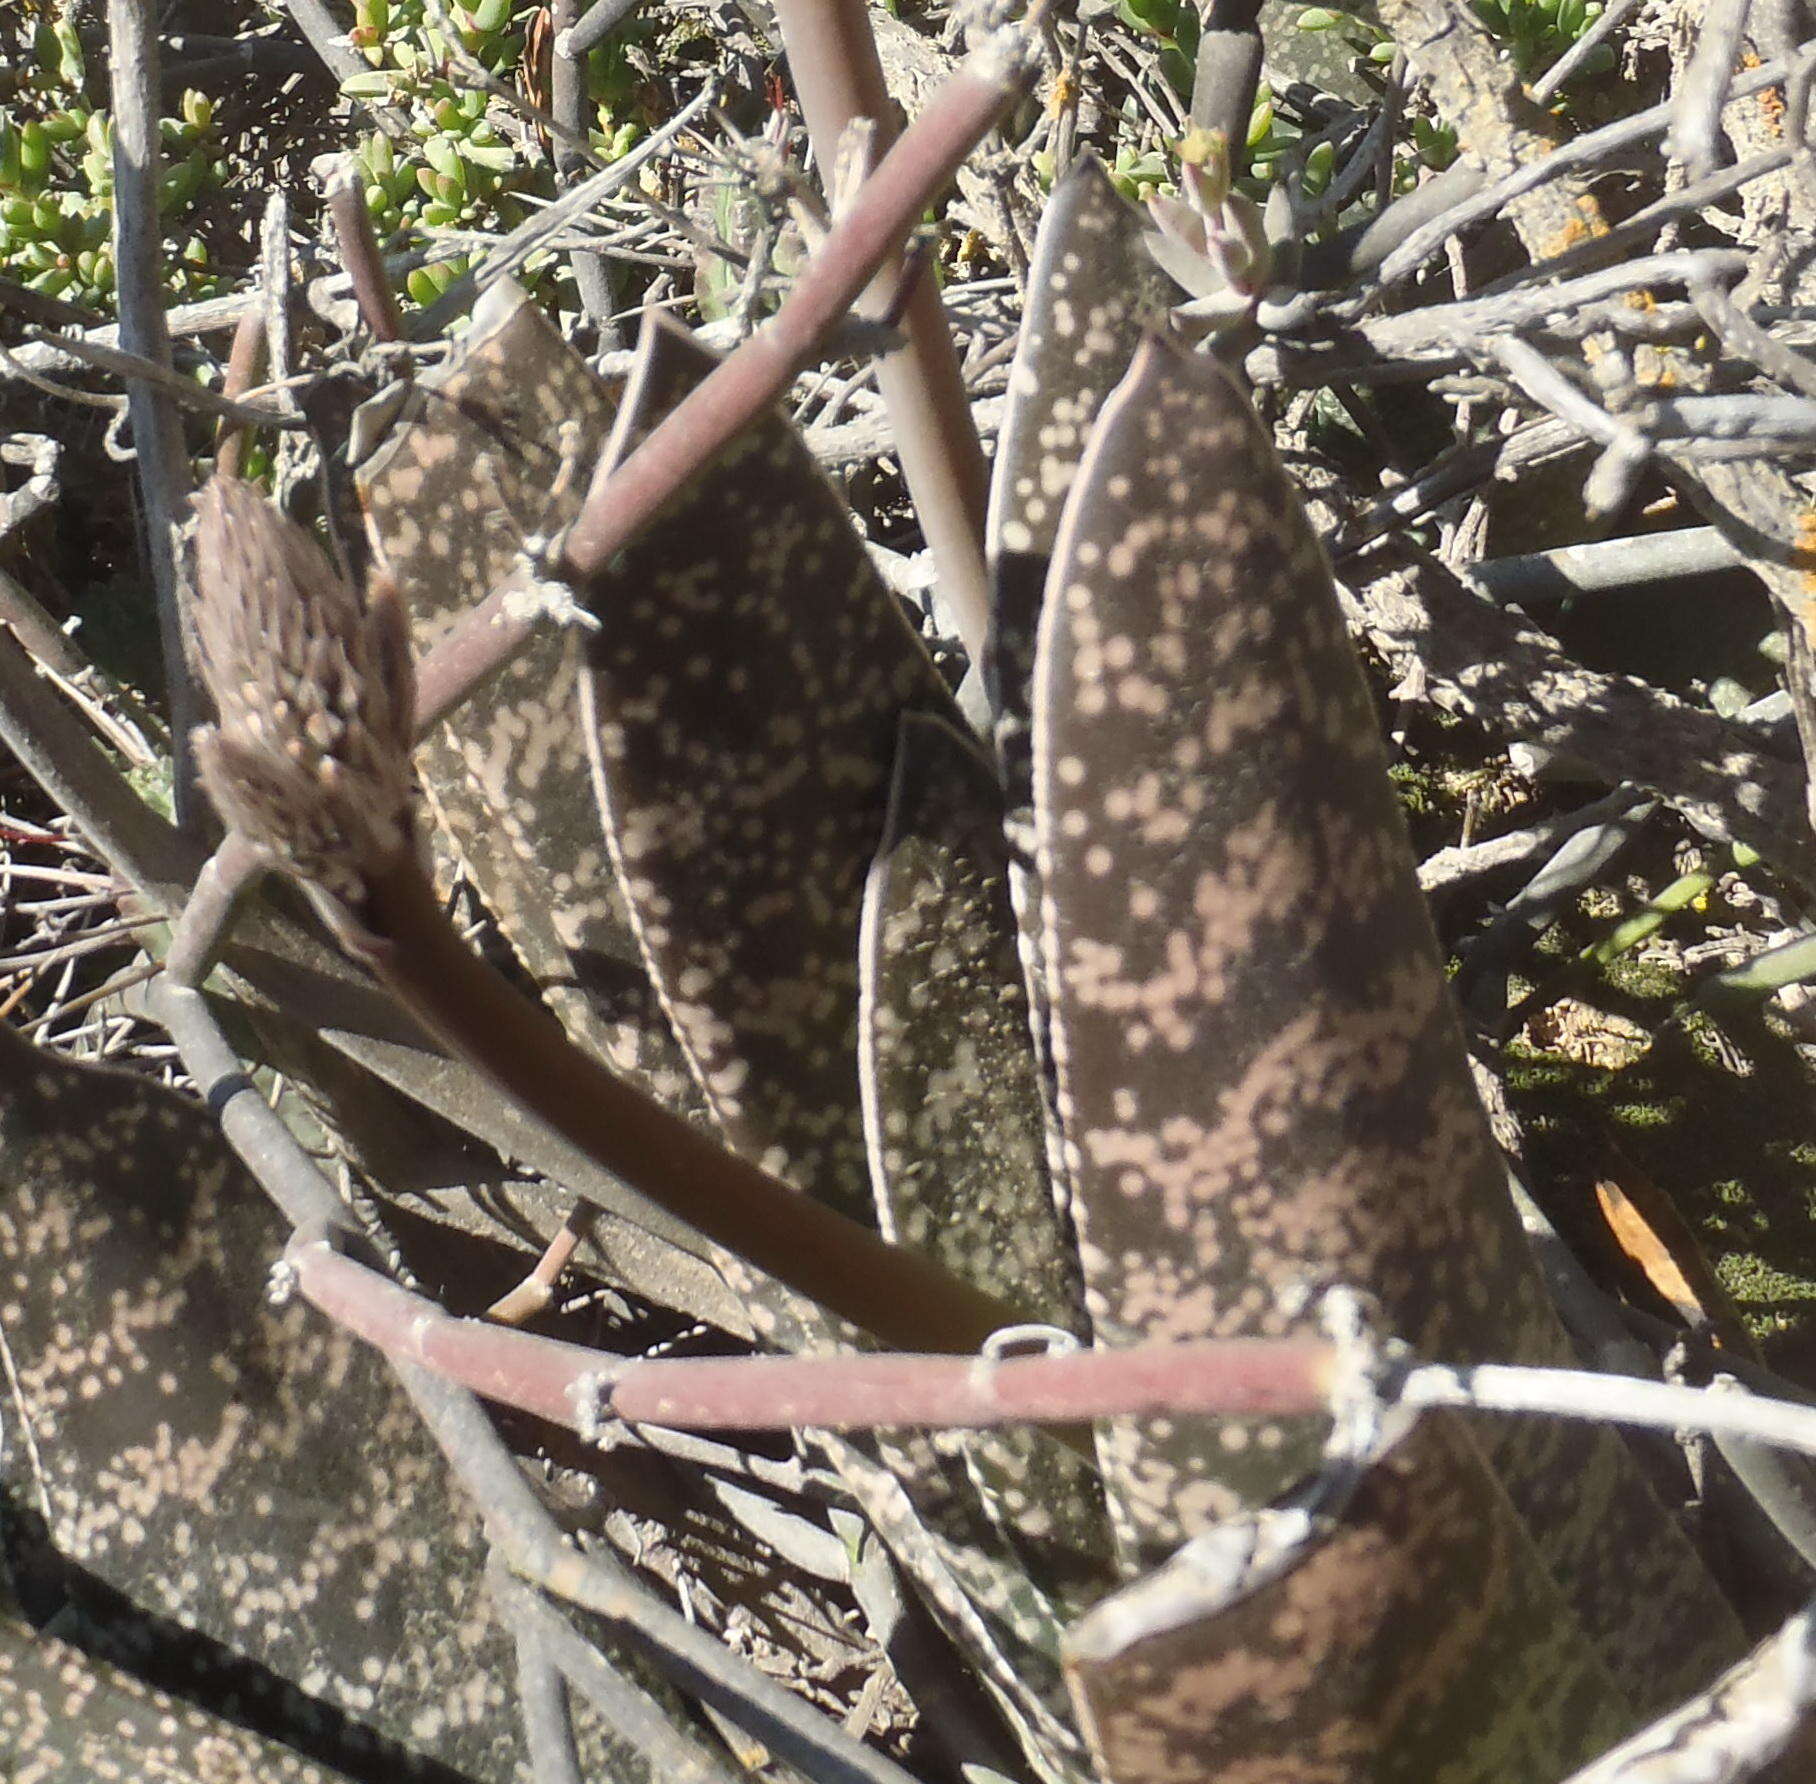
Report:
1795,513,1816,602
1633,344,1679,391
1540,195,1610,259
1794,512,1816,641
1047,66,1077,115
1543,218,1591,255
1625,289,1656,313
1739,49,1787,136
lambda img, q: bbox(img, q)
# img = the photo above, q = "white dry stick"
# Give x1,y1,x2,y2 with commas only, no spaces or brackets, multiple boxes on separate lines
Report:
1490,336,1651,515
1399,1363,1816,1463
261,190,293,385
1666,0,1755,182
1557,1600,1816,1784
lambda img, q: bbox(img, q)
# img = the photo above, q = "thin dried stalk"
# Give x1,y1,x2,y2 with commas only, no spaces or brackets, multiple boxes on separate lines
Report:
771,0,991,657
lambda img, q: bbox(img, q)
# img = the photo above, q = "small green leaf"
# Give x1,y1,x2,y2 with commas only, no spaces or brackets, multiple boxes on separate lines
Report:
424,133,462,179
459,139,517,172
339,71,399,99
19,122,51,178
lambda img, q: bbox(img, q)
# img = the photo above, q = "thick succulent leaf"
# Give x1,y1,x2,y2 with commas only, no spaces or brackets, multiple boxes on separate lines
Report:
1034,337,1545,1539
581,313,963,1229
577,320,1094,1773
986,154,1175,577
0,1023,523,1781
859,707,1075,1321
984,155,1175,1223
985,151,1173,845
0,1607,355,1783
1063,1417,1631,1784
858,708,1113,1606
1033,338,1744,1709
356,279,696,1112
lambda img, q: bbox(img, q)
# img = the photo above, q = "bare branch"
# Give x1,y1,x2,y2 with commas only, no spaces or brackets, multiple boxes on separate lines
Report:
772,0,992,659
107,0,203,829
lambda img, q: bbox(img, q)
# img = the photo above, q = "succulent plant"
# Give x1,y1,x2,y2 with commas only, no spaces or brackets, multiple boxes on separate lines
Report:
1470,0,1614,78
3,140,1763,1779
4,5,1808,1782
0,34,226,311
338,0,649,309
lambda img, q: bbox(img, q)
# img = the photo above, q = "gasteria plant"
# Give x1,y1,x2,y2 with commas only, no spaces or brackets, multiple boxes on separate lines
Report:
151,149,1752,1784
7,5,1815,1783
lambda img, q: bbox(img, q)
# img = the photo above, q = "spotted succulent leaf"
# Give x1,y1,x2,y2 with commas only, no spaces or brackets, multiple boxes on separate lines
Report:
579,312,963,1231
1032,337,1747,1718
986,153,1174,822
574,315,1089,1772
0,1606,355,1782
1063,1416,1632,1784
1033,337,1538,1546
0,1022,524,1780
355,280,698,1114
987,155,1177,580
985,155,1177,1234
858,706,1114,1607
859,706,1076,1322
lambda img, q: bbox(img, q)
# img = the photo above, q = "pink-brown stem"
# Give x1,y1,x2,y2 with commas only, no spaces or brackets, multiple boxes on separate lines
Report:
292,1237,1339,1433
486,1206,591,1325
607,1338,1339,1430
325,160,404,344
349,849,1022,1355
411,41,1032,731
213,305,268,478
771,0,992,657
